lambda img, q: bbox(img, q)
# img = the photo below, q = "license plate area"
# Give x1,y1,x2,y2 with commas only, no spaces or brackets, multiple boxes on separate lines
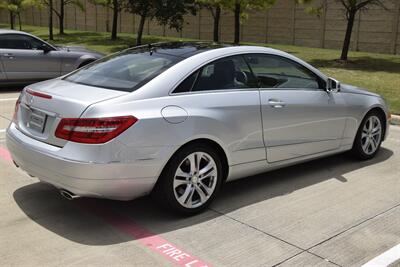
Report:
27,108,47,133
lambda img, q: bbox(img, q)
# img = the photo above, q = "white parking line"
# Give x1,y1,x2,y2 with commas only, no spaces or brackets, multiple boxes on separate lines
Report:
361,244,400,267
0,98,18,102
0,129,6,133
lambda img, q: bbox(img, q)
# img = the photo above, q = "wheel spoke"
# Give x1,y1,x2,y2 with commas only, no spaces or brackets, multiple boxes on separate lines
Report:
173,179,190,188
370,137,377,151
196,153,203,173
199,161,214,176
186,187,196,206
178,184,193,204
368,118,373,131
371,125,381,135
362,139,369,152
195,184,207,203
361,132,368,139
200,170,216,181
176,167,191,178
199,181,214,195
372,131,381,137
188,154,196,174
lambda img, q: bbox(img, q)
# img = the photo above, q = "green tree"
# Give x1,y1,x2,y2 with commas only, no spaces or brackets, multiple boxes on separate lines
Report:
54,0,84,34
91,0,124,40
26,0,54,39
221,0,275,44
0,0,31,30
125,0,156,46
28,0,84,35
335,0,386,61
196,0,223,42
125,0,197,46
300,0,386,61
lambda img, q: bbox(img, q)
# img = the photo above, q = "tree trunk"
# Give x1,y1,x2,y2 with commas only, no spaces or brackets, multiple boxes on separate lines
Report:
340,10,356,61
9,11,14,30
49,0,54,40
59,0,65,34
234,3,240,44
136,15,146,46
18,13,22,31
213,6,221,42
111,0,118,40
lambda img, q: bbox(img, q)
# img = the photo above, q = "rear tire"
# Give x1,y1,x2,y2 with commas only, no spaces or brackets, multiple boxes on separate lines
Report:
155,143,223,215
352,111,384,160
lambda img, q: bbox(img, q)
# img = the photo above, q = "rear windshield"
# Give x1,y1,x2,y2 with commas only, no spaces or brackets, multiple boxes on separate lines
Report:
64,48,180,92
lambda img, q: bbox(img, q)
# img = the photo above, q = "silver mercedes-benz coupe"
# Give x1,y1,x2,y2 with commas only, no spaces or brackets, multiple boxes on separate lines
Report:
6,42,390,214
0,29,103,85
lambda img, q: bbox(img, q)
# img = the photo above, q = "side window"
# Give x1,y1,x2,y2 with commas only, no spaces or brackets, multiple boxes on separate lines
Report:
0,34,46,50
174,71,199,93
244,54,323,89
172,55,257,93
26,36,47,50
193,56,257,91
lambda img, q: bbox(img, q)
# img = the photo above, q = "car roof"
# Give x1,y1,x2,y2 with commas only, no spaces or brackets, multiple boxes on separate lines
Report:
0,29,29,35
137,42,294,60
134,42,234,58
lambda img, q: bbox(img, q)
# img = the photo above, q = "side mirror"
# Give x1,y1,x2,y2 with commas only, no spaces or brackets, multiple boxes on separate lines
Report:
40,44,52,53
327,77,340,93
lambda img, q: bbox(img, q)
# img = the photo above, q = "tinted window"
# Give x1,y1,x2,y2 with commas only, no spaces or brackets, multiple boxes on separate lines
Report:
193,56,257,91
244,54,322,89
65,49,180,92
0,34,46,50
174,71,199,93
173,55,257,93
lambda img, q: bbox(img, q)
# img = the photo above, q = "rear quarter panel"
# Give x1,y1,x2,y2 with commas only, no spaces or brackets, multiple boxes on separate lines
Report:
82,90,266,171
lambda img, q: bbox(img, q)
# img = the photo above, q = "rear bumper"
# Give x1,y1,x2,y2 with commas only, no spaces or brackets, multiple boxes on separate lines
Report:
6,123,160,201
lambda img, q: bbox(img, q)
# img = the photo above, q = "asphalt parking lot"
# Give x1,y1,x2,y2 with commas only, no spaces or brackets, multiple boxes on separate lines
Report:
0,89,399,267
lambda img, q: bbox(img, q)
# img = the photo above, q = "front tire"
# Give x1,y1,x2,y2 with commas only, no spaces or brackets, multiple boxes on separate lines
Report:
156,144,223,214
352,111,384,160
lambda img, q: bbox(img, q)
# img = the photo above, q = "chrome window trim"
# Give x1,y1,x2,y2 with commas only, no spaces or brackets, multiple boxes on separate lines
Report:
169,51,328,96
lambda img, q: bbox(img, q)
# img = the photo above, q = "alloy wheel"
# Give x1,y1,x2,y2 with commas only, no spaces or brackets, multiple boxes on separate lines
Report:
361,115,382,155
173,152,218,209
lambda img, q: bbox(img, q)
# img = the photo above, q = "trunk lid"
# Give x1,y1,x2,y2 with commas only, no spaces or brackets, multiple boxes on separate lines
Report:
16,79,128,147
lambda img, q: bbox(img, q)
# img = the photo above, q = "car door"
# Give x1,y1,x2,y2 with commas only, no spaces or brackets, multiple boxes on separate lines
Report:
0,34,61,81
244,54,347,163
172,55,265,166
0,54,6,82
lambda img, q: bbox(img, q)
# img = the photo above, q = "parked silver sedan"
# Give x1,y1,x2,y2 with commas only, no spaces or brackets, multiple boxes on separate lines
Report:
0,29,103,85
6,42,390,214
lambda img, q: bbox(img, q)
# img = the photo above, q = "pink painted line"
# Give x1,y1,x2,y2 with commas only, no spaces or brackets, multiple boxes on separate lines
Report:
0,145,209,266
0,147,12,163
85,203,211,267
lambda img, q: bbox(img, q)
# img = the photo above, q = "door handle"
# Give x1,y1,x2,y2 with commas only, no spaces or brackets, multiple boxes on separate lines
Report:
3,53,14,59
268,99,286,108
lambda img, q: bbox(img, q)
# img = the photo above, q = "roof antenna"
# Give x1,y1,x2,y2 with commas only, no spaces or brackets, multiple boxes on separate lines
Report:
148,43,153,55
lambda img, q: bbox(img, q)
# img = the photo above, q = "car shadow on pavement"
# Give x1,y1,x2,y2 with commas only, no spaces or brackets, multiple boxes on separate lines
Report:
0,86,23,92
13,148,393,246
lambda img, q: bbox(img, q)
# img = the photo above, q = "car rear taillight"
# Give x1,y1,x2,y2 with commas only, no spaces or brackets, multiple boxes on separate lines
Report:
55,116,137,144
26,88,52,99
12,98,21,124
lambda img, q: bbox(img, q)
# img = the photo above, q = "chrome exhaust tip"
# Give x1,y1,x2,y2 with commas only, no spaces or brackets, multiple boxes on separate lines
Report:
60,189,80,200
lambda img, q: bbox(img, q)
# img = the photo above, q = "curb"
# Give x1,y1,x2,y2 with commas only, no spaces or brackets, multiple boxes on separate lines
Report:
390,114,400,126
